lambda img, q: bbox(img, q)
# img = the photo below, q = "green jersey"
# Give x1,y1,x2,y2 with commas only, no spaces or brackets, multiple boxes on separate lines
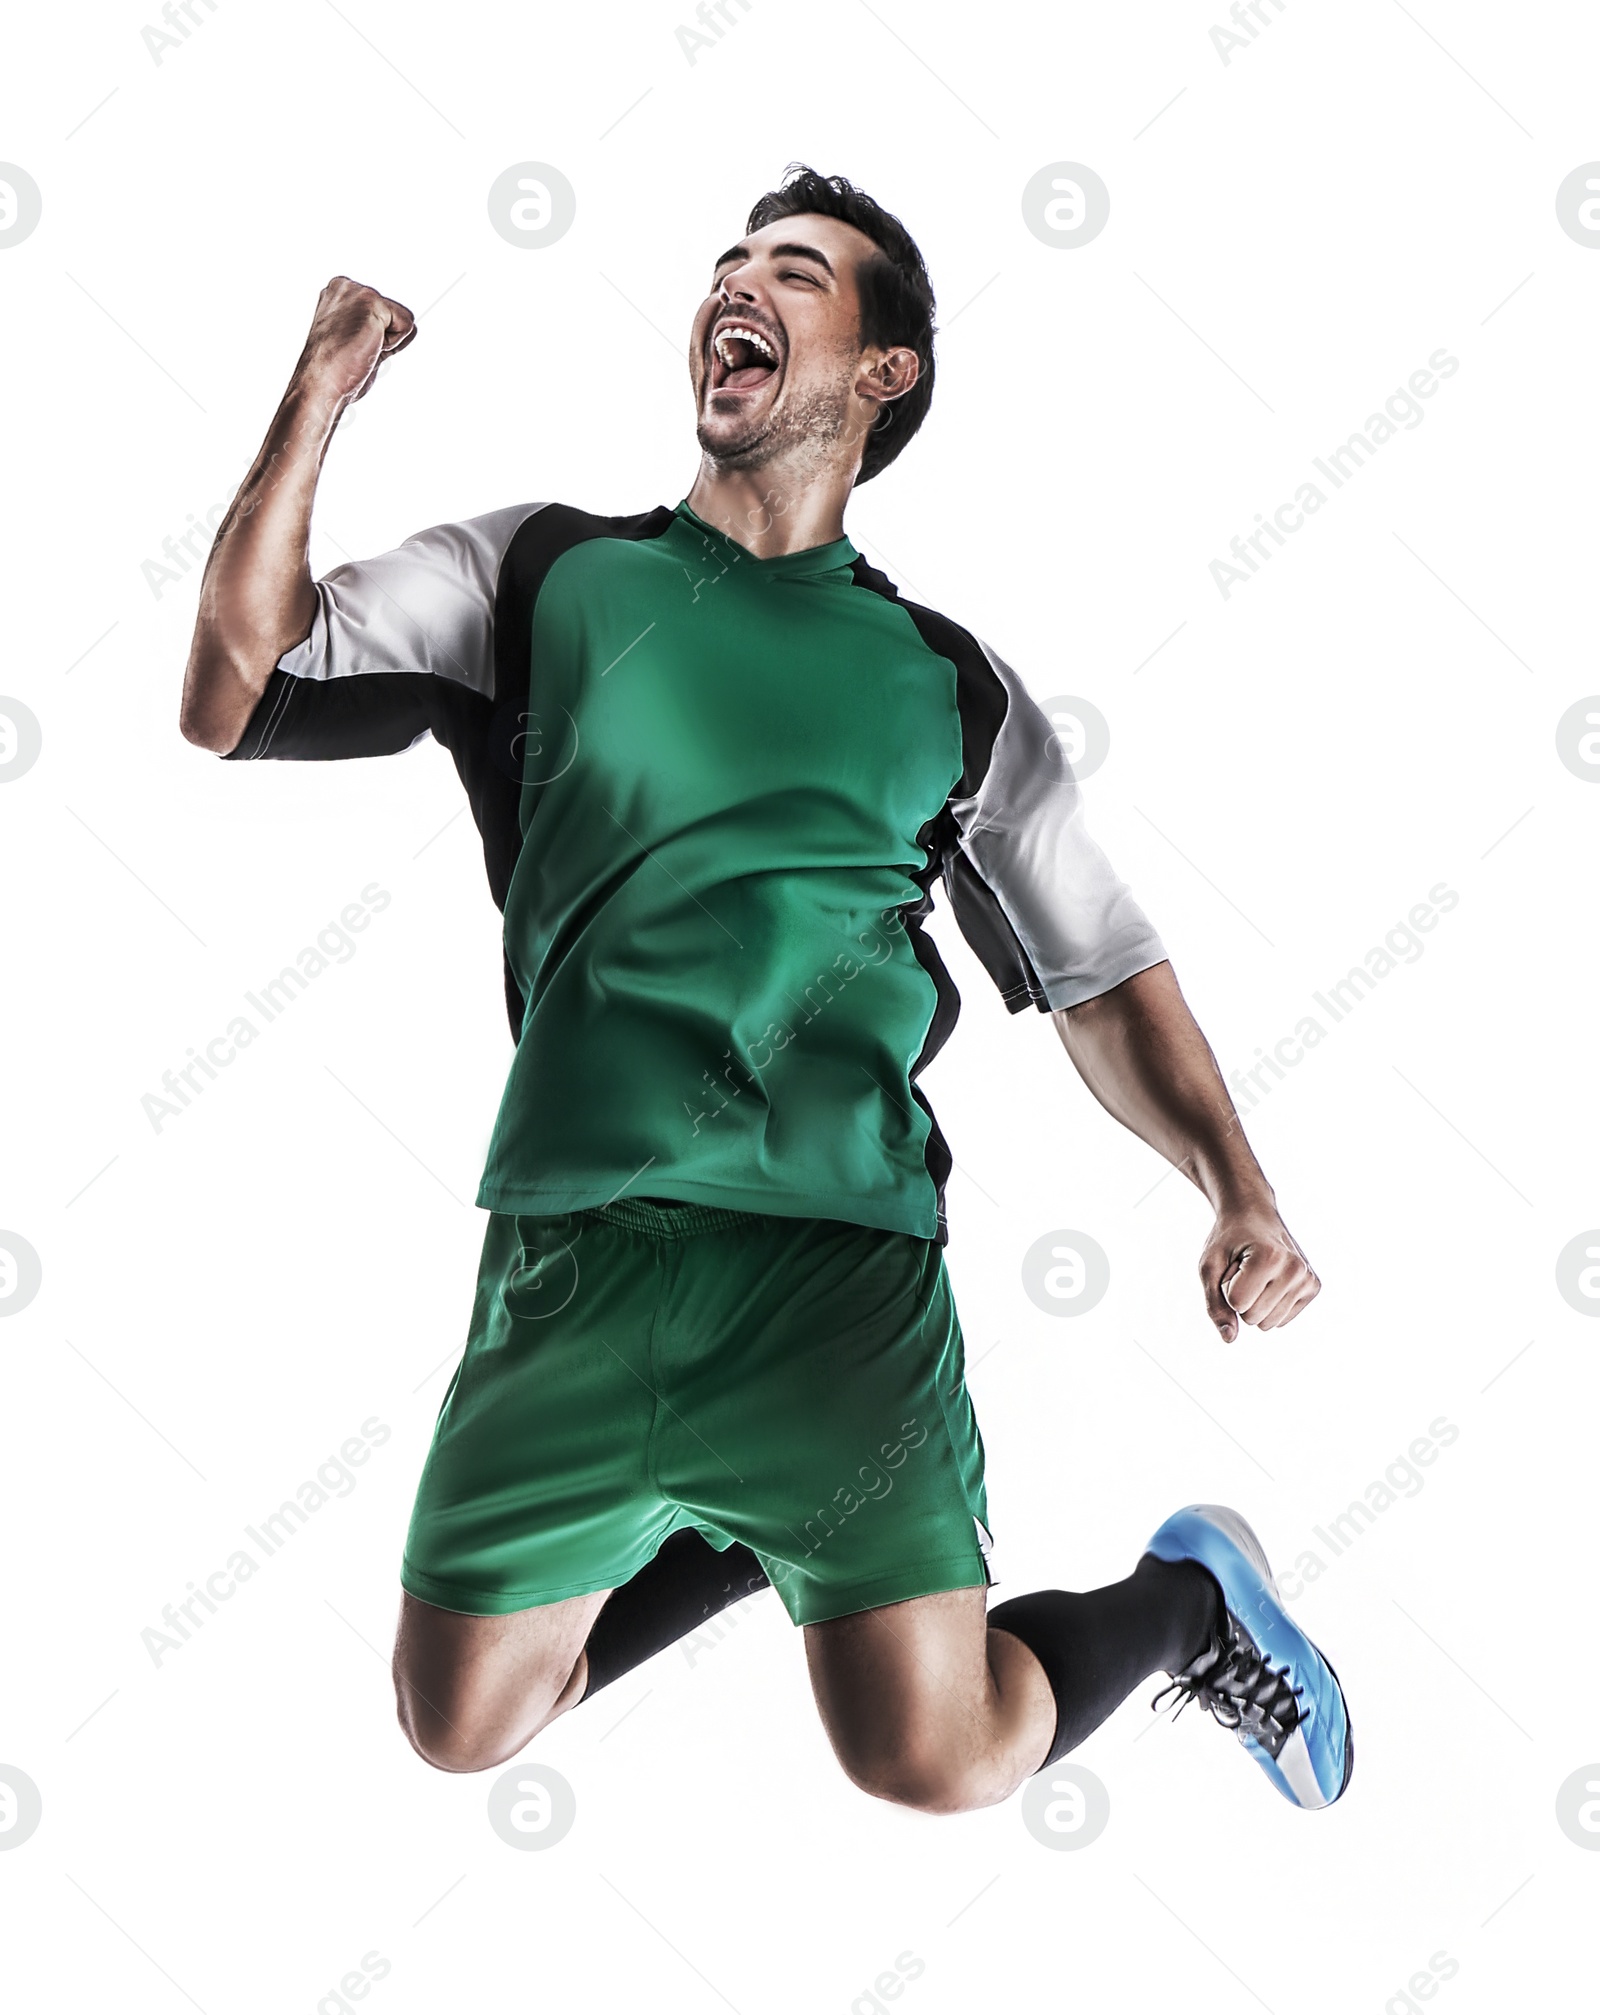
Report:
227,499,1165,1240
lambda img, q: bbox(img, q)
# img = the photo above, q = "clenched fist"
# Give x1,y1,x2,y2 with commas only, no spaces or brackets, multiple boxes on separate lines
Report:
294,275,417,409
1199,1201,1321,1342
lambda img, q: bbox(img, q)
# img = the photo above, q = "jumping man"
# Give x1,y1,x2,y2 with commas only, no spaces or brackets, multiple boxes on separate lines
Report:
180,166,1352,1816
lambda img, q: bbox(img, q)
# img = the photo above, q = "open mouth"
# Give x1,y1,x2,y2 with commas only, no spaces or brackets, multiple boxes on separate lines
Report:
708,320,782,395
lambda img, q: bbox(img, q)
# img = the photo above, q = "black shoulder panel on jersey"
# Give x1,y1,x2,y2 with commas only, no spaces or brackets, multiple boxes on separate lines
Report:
845,555,1032,1241
482,504,677,1035
846,555,1049,1019
846,554,1006,797
490,502,676,764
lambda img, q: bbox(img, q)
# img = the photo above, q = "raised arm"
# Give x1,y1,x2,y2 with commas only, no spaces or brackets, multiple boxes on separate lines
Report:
178,276,416,753
1053,963,1318,1341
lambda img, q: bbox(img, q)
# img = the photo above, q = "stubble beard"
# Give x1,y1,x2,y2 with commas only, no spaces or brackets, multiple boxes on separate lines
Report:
696,373,856,484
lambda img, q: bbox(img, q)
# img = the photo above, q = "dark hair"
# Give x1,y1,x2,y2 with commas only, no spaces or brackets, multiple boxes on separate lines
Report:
745,165,936,484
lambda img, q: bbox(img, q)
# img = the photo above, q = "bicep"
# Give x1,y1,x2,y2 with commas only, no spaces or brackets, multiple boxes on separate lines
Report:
223,504,539,762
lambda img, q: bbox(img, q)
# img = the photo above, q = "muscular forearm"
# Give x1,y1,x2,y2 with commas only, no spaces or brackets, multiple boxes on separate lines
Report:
1053,961,1269,1210
178,380,338,753
178,276,416,755
1055,961,1318,1337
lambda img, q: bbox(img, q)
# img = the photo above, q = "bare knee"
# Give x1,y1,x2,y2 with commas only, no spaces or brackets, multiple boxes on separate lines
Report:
391,1589,598,1773
398,1699,526,1773
806,1588,1026,1815
837,1736,1006,1816
394,1656,584,1774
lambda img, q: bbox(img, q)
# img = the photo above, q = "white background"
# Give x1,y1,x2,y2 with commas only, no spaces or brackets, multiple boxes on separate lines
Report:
2,1,1595,2009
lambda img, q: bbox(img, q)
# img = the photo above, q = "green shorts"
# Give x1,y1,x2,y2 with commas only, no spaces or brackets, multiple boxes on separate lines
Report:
401,1198,992,1626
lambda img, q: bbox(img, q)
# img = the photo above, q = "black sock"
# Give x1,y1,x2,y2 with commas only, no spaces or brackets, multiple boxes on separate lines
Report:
579,1529,771,1700
989,1554,1223,1770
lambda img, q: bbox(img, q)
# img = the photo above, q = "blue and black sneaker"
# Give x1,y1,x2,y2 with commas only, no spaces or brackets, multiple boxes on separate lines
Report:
1144,1504,1353,1810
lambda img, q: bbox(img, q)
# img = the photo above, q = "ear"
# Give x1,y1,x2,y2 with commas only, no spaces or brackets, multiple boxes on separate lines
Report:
856,344,920,410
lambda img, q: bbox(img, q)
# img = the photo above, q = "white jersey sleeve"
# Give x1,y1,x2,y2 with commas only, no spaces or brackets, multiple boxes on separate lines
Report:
944,640,1167,1013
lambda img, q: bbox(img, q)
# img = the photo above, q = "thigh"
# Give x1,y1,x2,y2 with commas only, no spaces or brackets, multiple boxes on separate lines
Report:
806,1587,991,1797
805,1584,992,1751
804,1586,1053,1806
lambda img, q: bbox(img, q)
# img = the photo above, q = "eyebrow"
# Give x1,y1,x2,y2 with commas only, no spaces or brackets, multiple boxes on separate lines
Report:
711,240,835,279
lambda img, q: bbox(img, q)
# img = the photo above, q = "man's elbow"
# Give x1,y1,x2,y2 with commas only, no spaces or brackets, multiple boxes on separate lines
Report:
179,694,246,756
179,652,265,756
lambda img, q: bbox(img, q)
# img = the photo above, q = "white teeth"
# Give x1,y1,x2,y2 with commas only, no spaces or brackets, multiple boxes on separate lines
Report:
713,324,777,368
